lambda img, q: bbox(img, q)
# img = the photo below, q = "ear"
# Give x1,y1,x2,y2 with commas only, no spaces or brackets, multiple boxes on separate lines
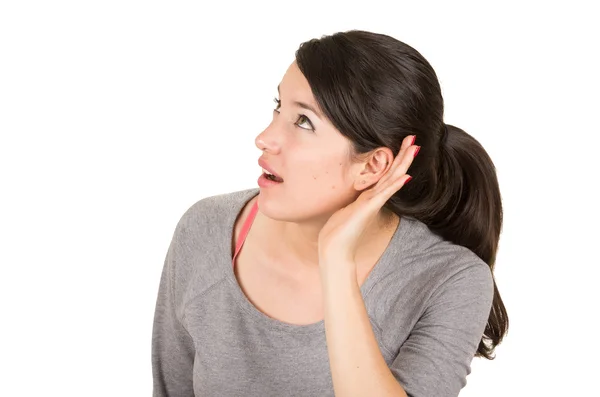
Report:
353,147,394,191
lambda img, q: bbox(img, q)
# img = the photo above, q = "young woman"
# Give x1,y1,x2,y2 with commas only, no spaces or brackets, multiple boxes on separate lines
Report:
152,30,508,397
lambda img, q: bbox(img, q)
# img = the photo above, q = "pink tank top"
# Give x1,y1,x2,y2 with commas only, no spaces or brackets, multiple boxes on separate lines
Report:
232,198,259,268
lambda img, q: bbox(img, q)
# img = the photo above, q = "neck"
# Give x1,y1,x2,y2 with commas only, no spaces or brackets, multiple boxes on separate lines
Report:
271,207,398,269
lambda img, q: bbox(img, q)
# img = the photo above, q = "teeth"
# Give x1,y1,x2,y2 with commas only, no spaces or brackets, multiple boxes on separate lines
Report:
262,168,274,176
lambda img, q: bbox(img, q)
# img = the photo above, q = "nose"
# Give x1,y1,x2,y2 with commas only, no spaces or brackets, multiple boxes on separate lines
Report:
255,123,281,153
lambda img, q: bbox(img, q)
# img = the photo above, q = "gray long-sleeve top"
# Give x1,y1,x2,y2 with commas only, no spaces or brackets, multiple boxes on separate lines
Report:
152,187,494,396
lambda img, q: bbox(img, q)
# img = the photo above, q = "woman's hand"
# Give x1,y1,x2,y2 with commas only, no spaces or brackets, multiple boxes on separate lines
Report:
317,135,419,266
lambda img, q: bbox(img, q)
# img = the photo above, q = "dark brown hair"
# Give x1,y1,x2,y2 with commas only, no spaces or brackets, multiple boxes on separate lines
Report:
296,30,508,359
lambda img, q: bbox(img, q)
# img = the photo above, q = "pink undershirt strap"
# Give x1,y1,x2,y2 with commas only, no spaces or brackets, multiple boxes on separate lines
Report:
232,198,259,268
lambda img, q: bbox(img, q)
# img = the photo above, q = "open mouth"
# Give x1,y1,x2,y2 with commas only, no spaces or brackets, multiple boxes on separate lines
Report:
265,173,284,183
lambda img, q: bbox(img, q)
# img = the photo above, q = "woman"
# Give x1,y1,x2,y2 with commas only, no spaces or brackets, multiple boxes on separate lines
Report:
152,30,508,397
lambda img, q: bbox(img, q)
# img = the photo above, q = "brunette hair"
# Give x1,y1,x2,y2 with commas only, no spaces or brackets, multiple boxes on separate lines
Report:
295,30,508,359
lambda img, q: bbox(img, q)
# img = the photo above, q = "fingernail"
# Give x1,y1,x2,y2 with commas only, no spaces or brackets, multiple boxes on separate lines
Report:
411,135,416,145
413,146,421,157
405,176,413,185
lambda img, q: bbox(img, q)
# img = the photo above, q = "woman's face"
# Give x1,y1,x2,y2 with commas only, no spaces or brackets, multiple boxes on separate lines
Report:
254,61,371,224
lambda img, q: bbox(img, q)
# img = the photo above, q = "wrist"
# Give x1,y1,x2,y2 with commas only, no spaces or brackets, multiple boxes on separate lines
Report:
319,258,358,286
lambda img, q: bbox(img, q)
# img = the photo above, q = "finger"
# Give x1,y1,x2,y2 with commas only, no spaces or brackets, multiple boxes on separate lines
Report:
395,143,419,176
381,174,413,200
378,136,418,187
368,173,412,207
402,134,416,150
394,135,416,166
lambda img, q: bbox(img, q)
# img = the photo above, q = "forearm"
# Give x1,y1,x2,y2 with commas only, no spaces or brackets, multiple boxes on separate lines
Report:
320,261,407,397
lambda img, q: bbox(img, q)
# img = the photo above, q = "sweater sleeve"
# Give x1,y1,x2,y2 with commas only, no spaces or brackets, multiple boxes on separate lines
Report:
151,226,196,397
389,263,494,397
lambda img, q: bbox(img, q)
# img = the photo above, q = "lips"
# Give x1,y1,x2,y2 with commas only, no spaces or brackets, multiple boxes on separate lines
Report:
258,158,283,181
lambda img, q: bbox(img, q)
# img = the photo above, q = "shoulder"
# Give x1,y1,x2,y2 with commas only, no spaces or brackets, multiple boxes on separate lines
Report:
374,217,492,289
396,217,492,286
175,187,259,234
380,220,496,396
166,187,260,298
367,217,494,342
409,218,493,306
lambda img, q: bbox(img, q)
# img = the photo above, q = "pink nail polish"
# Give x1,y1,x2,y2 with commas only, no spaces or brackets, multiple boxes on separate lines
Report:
411,135,416,145
413,146,420,158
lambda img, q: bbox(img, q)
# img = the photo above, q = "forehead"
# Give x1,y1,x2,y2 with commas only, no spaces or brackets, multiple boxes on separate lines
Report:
279,62,314,100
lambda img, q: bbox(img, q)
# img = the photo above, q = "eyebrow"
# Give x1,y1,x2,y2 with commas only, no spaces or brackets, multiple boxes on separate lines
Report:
277,84,323,119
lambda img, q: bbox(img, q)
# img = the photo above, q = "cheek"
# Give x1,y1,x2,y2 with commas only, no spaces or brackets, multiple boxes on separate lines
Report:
308,160,347,188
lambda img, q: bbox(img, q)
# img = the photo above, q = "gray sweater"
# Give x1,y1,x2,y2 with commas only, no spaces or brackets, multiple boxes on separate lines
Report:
152,187,494,397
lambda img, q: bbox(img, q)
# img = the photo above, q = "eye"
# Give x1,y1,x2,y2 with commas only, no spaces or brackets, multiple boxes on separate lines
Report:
295,115,314,131
272,97,315,132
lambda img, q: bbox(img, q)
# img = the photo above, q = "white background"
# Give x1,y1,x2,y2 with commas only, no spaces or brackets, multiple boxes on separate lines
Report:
1,1,598,396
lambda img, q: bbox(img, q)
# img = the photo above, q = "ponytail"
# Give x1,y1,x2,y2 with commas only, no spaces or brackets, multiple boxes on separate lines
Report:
386,124,509,359
430,124,508,359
